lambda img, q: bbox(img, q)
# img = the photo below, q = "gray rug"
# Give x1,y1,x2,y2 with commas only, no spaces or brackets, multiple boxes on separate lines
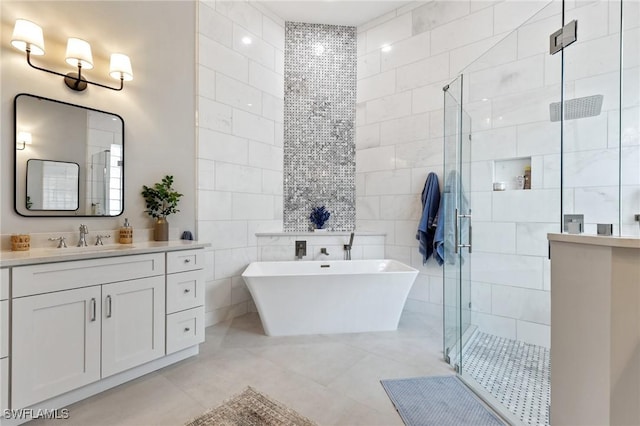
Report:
381,376,505,426
185,386,317,426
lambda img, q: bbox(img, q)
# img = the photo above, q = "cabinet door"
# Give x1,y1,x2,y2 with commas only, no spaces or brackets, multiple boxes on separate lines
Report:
12,286,101,408
101,276,165,378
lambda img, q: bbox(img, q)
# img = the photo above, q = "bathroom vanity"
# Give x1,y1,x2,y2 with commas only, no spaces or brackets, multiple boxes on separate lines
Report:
548,233,640,425
0,241,206,424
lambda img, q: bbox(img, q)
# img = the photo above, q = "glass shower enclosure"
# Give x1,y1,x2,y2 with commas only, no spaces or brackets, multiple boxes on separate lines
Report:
442,0,638,424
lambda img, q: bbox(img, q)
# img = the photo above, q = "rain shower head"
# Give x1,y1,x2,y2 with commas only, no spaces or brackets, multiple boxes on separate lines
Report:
549,94,603,122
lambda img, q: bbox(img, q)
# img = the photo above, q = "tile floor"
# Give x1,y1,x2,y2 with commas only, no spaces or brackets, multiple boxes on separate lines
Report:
34,310,454,426
462,332,550,426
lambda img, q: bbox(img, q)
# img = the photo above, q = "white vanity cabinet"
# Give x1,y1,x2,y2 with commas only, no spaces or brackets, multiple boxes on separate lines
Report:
101,276,165,378
12,286,102,408
0,268,9,415
11,253,166,409
0,242,208,419
165,249,205,354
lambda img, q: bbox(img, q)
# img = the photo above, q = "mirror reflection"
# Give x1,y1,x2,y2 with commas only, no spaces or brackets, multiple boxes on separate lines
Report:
14,94,124,217
26,160,79,211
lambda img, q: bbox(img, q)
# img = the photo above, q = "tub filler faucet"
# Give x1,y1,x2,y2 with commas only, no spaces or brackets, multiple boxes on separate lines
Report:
295,240,306,260
343,232,354,260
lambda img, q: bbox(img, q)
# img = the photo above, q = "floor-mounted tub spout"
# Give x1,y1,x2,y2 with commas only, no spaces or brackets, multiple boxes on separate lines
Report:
343,232,354,260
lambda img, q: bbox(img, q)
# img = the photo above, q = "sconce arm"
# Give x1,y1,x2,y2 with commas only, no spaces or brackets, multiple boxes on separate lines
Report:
26,49,124,92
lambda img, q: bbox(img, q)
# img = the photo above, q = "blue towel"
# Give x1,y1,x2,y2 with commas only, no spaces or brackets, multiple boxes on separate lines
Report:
433,194,446,265
434,170,468,265
416,172,440,264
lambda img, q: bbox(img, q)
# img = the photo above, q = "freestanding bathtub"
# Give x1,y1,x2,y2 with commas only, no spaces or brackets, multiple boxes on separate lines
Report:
241,259,418,336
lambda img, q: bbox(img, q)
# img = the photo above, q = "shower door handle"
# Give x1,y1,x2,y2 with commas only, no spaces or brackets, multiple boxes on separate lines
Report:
456,209,472,253
454,208,459,254
467,210,472,254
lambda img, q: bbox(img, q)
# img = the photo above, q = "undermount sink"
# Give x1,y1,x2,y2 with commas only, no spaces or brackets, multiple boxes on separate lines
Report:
37,244,135,255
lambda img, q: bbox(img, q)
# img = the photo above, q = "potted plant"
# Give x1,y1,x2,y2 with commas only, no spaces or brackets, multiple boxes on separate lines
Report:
141,175,183,241
309,205,331,231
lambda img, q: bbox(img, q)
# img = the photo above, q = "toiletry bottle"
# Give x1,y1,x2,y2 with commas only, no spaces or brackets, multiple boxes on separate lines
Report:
524,166,531,190
119,218,133,244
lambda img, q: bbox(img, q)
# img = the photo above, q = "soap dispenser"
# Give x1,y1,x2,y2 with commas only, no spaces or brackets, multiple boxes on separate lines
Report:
119,218,133,244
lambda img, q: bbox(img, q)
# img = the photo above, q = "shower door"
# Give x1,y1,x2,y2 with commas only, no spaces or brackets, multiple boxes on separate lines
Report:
442,75,473,372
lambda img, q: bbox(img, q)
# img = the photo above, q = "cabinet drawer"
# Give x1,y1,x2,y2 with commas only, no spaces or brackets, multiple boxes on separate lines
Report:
0,301,7,359
0,269,8,300
166,249,204,274
13,253,165,298
166,307,204,354
166,270,204,314
0,357,7,411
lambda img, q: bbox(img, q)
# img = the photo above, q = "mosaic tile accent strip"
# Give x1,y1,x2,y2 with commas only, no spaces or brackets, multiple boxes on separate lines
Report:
283,22,356,232
462,331,550,426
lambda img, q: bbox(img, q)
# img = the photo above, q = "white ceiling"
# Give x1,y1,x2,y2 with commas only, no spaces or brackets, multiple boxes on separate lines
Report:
260,1,411,27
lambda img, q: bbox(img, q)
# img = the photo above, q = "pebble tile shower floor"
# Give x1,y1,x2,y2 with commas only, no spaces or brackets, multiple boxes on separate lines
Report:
462,331,550,426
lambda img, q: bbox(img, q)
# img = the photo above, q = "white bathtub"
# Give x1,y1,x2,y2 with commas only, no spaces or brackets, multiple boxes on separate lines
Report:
241,259,418,336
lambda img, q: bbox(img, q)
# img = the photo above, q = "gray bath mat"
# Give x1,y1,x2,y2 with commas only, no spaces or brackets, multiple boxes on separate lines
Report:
381,375,505,426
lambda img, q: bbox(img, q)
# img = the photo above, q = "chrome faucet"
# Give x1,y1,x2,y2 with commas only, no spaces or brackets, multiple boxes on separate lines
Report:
77,224,89,247
343,232,355,260
95,234,111,246
48,236,67,248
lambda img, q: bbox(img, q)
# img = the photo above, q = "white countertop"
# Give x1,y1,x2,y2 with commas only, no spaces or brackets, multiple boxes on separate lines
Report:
255,231,385,236
0,240,210,268
547,233,640,249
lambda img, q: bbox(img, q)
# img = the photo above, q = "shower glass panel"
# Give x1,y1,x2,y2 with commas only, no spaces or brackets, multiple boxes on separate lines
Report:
562,0,623,235
620,1,640,236
442,76,473,372
442,1,563,424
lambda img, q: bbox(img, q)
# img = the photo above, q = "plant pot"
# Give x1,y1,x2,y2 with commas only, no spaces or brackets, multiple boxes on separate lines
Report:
154,217,169,241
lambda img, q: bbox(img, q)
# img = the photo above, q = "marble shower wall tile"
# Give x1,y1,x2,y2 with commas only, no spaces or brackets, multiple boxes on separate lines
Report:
198,1,285,326
283,22,357,232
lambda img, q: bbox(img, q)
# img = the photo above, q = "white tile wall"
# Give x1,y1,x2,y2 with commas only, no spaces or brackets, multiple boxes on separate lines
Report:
356,0,561,347
256,233,385,262
195,0,635,346
396,53,450,92
365,13,412,53
198,0,284,326
357,70,396,103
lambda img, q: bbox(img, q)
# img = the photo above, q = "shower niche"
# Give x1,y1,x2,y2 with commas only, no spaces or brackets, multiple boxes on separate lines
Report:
492,157,531,191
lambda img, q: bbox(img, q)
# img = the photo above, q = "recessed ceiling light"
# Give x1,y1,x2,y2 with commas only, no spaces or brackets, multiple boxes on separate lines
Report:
247,103,253,107
241,36,252,45
381,44,392,53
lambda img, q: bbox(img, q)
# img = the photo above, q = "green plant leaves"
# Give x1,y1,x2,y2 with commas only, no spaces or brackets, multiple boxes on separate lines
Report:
141,175,183,219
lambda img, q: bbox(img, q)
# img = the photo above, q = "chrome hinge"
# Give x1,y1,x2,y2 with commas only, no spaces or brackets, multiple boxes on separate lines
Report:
550,20,577,55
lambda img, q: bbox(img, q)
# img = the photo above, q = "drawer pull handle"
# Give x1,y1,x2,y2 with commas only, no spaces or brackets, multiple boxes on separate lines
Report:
184,327,191,332
106,295,112,318
184,288,191,293
90,298,96,322
184,259,191,263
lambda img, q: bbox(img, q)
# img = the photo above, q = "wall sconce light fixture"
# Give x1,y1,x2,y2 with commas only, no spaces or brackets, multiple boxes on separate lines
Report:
16,131,32,150
11,19,133,92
